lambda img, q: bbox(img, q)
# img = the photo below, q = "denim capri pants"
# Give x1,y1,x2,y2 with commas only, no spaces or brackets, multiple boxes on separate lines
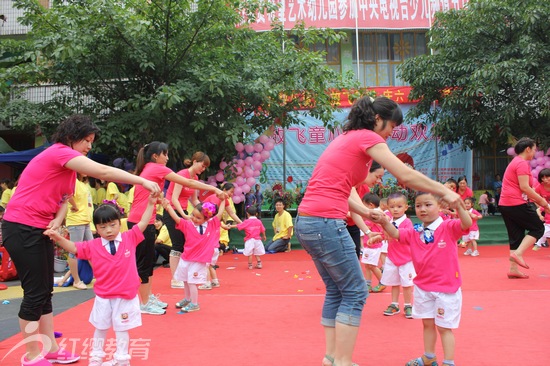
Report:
295,215,368,327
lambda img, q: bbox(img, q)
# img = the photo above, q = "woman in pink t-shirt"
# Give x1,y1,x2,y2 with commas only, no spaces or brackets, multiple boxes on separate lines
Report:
457,175,474,200
294,96,464,366
164,151,210,288
127,142,224,314
2,115,161,366
499,137,547,279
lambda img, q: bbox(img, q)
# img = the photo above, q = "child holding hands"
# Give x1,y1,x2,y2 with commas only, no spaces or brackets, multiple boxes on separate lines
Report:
44,194,158,366
375,192,472,366
231,205,266,269
462,197,482,256
162,199,226,313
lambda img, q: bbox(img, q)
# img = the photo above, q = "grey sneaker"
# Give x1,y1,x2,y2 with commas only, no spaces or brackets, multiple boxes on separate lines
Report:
463,249,473,256
471,250,480,257
211,281,220,288
383,304,400,316
149,294,168,309
178,303,200,313
404,305,413,319
140,300,166,315
175,298,191,309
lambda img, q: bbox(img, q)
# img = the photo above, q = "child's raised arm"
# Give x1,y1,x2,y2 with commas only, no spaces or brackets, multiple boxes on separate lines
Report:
456,204,473,231
376,214,400,240
161,197,182,224
136,195,158,232
215,198,227,221
43,229,77,255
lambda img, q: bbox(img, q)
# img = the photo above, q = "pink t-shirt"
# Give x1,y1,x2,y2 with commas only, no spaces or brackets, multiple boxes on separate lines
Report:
165,169,197,209
458,187,473,200
176,217,221,263
236,217,266,241
400,219,467,293
387,214,413,266
298,130,385,219
535,184,550,224
204,194,231,208
468,208,481,231
4,143,80,228
346,184,371,226
128,163,172,224
76,225,144,299
363,218,383,249
500,156,533,206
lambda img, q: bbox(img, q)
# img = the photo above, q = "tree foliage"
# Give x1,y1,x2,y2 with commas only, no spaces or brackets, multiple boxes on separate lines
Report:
0,0,358,168
399,0,550,149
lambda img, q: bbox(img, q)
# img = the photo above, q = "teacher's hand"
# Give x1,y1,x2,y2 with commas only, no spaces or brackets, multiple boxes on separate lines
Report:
442,190,464,211
142,180,161,196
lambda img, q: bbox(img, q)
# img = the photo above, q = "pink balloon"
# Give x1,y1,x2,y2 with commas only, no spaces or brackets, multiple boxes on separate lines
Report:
535,151,545,159
537,157,546,166
232,195,243,204
506,147,515,156
241,184,251,194
264,140,275,151
235,166,243,175
253,161,262,170
244,156,253,166
235,176,245,186
259,135,269,144
530,159,538,168
215,172,225,182
546,148,550,156
252,169,260,178
233,186,242,197
246,177,256,186
235,142,244,152
254,143,263,153
244,167,254,178
252,153,261,161
236,159,245,168
545,161,550,169
260,150,270,160
244,144,254,154
219,161,227,169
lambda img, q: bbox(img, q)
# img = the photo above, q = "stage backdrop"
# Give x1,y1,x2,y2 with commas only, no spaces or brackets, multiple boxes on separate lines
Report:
262,105,472,192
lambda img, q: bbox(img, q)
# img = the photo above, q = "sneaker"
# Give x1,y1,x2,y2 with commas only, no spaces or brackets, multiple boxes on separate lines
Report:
463,249,473,256
140,301,166,315
179,303,200,313
101,361,130,366
45,347,81,364
211,281,220,288
471,250,479,257
22,356,52,366
371,284,386,293
404,305,413,319
532,245,542,251
149,294,168,309
542,243,549,248
88,357,103,366
171,279,185,289
175,298,191,309
405,355,438,366
198,283,212,290
383,304,400,316
255,261,263,269
248,263,253,270
367,284,373,293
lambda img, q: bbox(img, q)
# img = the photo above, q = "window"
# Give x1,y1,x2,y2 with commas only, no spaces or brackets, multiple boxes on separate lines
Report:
351,31,428,87
310,41,341,73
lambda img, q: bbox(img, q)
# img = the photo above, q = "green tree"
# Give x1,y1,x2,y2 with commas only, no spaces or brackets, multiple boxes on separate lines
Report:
399,0,550,149
0,0,358,167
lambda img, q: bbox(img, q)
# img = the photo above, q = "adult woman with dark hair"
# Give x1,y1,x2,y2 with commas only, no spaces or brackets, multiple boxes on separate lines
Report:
294,96,463,366
2,115,161,366
456,175,474,200
128,143,224,315
498,137,547,279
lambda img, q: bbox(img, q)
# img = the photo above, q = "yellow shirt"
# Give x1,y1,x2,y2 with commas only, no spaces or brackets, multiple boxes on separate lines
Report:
272,210,294,241
1,188,12,208
95,187,106,206
156,225,172,246
66,179,92,226
87,183,97,206
106,182,130,216
219,198,236,245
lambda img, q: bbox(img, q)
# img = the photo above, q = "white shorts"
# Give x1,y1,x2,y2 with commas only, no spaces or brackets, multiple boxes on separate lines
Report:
210,248,220,266
412,286,462,329
361,246,382,266
380,240,388,254
89,295,141,332
379,258,415,287
174,259,208,284
243,238,266,256
462,230,479,242
536,223,550,245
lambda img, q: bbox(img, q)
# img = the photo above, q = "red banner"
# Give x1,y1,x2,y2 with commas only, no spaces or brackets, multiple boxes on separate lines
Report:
331,86,415,107
248,0,467,31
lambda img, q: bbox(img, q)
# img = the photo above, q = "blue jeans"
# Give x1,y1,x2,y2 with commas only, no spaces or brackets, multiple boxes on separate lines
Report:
265,238,290,253
294,215,368,327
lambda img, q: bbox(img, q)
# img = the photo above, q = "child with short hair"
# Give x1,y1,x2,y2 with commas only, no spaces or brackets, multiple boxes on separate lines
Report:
44,195,158,366
462,197,482,256
533,168,550,250
360,193,384,292
231,205,266,269
375,192,472,366
379,192,415,318
371,196,389,293
161,199,226,312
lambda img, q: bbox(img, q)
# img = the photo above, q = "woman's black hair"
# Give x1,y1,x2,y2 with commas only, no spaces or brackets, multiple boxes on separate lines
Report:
369,161,382,173
514,137,536,155
221,182,235,191
93,203,122,226
538,168,550,183
51,115,101,146
343,96,403,132
246,205,258,216
135,141,169,176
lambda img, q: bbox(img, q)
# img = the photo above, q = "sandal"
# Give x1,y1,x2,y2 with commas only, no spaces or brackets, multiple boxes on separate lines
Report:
73,281,87,290
406,355,438,366
255,261,262,269
324,354,359,366
248,263,253,270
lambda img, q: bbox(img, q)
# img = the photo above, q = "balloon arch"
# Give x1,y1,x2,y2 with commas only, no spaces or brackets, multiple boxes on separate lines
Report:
507,147,550,180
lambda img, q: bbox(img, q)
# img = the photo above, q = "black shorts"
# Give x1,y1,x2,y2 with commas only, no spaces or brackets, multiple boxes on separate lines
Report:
2,220,54,321
499,203,544,250
128,222,156,283
162,210,186,253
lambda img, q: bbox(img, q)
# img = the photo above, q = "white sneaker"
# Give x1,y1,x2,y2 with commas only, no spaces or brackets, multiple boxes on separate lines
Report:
471,250,479,257
198,283,212,290
149,294,168,309
140,300,166,315
171,279,185,289
211,281,220,288
463,249,473,256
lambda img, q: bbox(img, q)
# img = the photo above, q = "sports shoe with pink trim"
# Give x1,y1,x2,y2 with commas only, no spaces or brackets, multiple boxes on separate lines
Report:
44,348,80,364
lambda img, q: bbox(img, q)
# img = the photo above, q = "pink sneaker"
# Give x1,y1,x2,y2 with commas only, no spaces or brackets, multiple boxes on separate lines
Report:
22,355,51,365
44,348,80,364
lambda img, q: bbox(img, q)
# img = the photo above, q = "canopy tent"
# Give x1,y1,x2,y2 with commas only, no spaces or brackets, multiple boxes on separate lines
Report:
0,144,49,163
